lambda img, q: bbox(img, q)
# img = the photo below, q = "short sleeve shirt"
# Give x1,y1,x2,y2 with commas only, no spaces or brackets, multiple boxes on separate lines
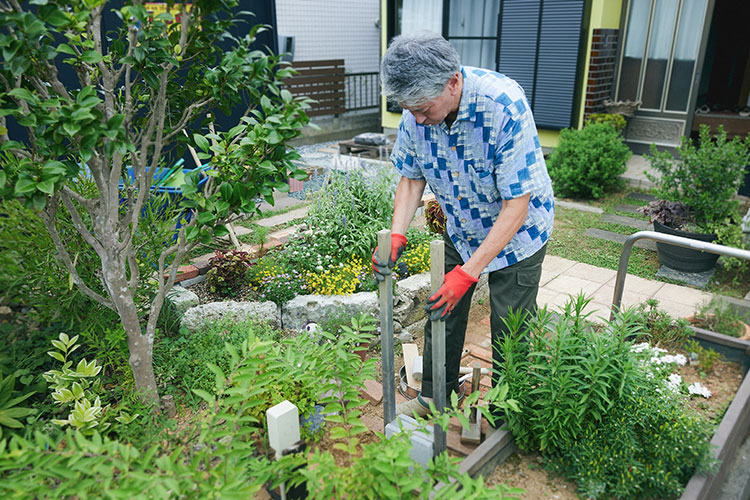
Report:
390,66,554,273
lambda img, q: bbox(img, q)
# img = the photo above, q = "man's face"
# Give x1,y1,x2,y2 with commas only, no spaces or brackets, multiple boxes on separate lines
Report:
401,73,461,126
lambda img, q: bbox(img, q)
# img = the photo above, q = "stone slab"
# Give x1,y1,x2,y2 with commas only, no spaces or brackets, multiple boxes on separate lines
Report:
655,266,715,289
601,213,651,231
256,207,309,228
585,228,657,251
614,203,643,214
555,199,604,214
627,192,656,202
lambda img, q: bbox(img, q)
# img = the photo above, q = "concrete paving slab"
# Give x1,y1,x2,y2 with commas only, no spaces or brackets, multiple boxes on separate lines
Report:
608,274,665,297
537,288,570,311
595,285,659,313
654,297,701,319
565,262,618,284
655,283,712,311
600,213,651,231
540,255,578,277
543,275,604,298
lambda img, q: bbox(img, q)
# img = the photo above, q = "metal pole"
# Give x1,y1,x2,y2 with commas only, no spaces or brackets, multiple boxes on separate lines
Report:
611,230,750,321
430,239,447,455
378,229,396,429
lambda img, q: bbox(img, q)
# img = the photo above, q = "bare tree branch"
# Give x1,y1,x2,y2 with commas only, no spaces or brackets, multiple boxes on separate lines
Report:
39,197,114,309
59,188,105,256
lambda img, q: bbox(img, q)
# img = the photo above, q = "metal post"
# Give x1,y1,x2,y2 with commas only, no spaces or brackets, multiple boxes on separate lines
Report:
611,230,750,321
378,229,396,429
430,239,447,455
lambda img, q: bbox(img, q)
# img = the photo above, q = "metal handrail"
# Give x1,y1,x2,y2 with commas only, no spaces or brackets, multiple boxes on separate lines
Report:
610,230,750,321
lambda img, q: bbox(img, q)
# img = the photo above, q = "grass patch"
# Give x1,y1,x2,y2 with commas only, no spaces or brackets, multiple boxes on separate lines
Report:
548,205,660,278
550,188,750,298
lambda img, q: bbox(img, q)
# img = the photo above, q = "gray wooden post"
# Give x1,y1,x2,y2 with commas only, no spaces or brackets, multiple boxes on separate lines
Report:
430,239,447,454
378,229,396,429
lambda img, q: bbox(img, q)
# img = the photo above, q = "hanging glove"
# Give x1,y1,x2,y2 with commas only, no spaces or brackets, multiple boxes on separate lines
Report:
371,233,408,282
425,266,478,321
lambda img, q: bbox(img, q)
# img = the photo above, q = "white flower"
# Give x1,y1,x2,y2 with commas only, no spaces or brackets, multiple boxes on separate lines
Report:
666,373,682,391
688,382,711,398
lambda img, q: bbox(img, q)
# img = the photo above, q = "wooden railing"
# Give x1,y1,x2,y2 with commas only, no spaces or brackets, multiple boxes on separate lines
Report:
285,60,346,117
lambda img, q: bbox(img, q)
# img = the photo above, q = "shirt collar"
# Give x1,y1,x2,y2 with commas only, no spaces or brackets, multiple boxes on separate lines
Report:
454,66,478,123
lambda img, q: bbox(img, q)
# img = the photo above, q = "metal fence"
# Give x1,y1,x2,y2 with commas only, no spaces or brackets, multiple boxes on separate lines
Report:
344,72,380,112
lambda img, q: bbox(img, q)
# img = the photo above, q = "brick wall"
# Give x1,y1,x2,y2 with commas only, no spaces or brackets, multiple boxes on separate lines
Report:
584,28,619,119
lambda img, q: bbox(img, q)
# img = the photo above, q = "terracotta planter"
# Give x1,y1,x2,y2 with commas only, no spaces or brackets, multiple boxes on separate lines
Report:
653,220,719,272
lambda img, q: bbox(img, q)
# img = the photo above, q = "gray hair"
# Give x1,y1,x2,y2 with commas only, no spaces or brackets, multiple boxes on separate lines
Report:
381,31,461,107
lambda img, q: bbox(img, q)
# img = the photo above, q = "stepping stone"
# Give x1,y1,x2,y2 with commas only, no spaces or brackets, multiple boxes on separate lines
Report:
655,266,714,288
627,192,656,202
255,207,309,228
614,203,643,214
601,213,652,231
555,199,604,214
584,228,657,251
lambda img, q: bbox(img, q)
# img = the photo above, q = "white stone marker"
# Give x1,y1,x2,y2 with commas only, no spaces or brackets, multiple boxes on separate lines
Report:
267,400,300,459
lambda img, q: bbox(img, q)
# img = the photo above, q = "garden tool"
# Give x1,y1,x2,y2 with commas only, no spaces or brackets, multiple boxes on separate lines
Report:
378,230,397,428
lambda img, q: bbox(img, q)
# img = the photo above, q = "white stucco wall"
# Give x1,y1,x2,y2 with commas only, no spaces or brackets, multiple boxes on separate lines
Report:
275,0,381,73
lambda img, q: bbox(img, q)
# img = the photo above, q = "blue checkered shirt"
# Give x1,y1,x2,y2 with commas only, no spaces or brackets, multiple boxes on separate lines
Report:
391,67,554,272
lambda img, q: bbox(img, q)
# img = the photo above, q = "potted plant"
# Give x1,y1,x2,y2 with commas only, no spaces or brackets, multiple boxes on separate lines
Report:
641,124,750,272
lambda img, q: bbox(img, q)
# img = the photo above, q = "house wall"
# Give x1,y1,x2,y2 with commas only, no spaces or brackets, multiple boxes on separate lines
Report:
380,0,624,148
275,0,381,73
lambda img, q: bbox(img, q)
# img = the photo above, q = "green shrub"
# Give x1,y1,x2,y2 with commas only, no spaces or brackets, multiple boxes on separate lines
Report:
632,299,692,348
302,168,396,263
206,250,253,298
553,383,714,499
496,294,714,498
585,113,626,132
257,268,307,305
547,122,632,199
647,125,750,230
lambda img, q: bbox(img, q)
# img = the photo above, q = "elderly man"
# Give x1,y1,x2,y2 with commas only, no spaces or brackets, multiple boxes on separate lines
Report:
372,31,554,417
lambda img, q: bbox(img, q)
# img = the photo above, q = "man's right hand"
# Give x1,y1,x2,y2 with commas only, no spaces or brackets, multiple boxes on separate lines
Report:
372,233,408,282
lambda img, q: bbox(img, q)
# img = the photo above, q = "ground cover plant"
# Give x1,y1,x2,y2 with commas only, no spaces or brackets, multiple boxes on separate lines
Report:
495,294,717,499
0,311,526,498
199,167,436,304
0,1,311,403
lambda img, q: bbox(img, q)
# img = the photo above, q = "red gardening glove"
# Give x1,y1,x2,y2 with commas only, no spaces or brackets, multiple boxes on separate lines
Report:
425,266,478,320
372,233,408,282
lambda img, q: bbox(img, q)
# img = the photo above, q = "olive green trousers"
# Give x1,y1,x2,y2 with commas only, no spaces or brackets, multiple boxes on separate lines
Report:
420,233,546,398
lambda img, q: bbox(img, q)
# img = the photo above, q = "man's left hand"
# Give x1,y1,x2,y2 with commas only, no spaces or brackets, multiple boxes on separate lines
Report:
425,266,478,321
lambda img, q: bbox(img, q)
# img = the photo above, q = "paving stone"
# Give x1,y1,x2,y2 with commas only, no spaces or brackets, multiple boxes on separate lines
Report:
362,379,383,405
178,274,206,288
555,199,604,214
614,203,642,214
256,207,309,228
655,266,715,289
626,192,656,202
601,213,652,231
584,228,657,251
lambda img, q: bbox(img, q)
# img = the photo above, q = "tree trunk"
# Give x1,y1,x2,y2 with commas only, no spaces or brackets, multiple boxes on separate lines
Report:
102,255,160,405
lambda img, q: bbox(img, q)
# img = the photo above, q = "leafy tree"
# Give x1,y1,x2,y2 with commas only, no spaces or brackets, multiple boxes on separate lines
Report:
0,0,310,403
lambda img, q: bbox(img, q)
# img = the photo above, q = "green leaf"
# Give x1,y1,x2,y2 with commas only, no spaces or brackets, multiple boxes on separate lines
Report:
57,43,76,55
106,114,125,131
193,134,209,152
213,225,229,238
81,50,103,64
192,388,215,405
36,179,54,194
14,177,36,196
8,88,35,103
